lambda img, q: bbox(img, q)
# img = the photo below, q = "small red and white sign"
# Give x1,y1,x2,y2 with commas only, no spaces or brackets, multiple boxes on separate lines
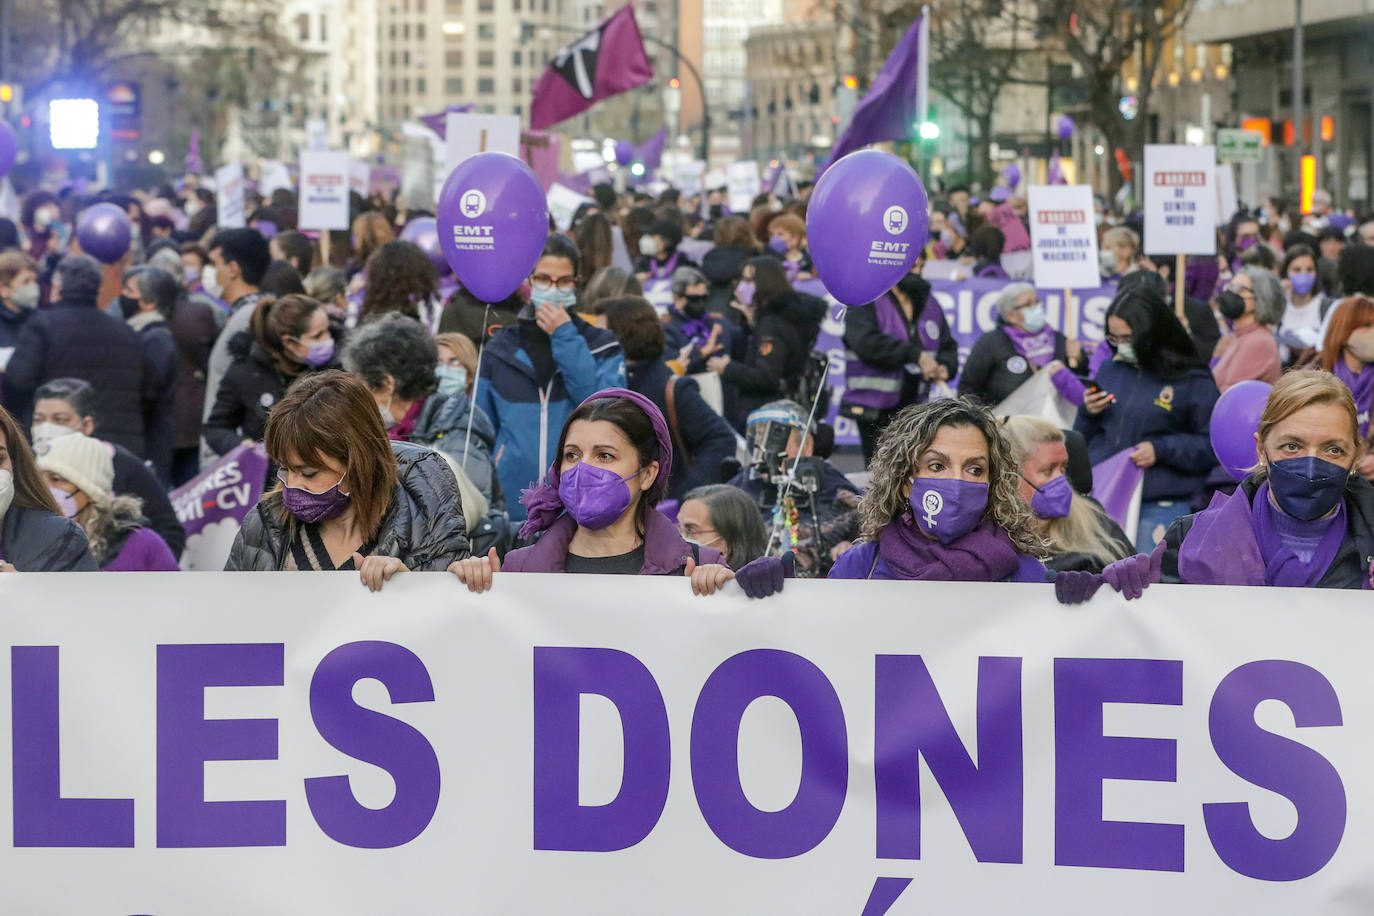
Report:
297,150,351,231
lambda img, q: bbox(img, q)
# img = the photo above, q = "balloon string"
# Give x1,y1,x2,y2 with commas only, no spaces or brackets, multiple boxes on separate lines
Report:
765,314,837,557
462,303,493,476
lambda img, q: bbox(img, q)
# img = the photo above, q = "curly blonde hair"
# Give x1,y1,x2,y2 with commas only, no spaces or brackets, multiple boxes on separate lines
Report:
858,399,1050,557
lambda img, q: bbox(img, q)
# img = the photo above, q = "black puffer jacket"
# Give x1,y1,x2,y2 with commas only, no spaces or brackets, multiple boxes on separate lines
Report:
224,441,471,571
722,290,827,427
0,503,98,571
203,332,332,455
4,297,147,455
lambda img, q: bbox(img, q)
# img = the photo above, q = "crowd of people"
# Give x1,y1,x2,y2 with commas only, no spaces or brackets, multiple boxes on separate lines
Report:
1,170,1373,604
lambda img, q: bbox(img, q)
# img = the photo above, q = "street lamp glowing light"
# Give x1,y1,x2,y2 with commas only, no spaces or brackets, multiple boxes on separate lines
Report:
49,98,99,150
148,149,165,165
442,20,465,34
918,120,940,140
630,162,645,176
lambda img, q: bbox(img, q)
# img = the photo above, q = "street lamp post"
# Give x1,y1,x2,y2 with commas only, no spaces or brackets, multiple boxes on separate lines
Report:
1293,0,1304,200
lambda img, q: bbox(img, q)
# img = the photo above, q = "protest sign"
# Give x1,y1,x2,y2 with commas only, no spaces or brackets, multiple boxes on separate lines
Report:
305,118,329,151
259,159,294,197
298,151,351,231
546,183,596,232
1143,144,1217,255
727,160,762,213
1028,185,1100,290
674,160,706,196
214,162,245,229
349,159,370,198
445,112,521,172
0,572,1366,913
168,443,270,571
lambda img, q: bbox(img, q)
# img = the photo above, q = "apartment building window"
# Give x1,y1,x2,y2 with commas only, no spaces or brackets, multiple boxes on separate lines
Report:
389,23,397,38
389,51,397,66
403,50,411,65
446,49,463,66
512,77,522,93
446,0,461,9
296,13,309,41
478,0,493,9
446,77,464,93
417,77,426,93
478,77,495,95
478,23,495,39
514,0,521,9
403,23,410,38
390,78,397,94
512,50,522,66
319,13,327,41
479,50,494,66
417,0,425,9
403,78,411,94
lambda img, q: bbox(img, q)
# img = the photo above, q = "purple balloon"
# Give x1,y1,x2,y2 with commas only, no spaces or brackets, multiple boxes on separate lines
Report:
400,216,452,278
1057,115,1076,141
0,121,16,179
1002,162,1020,190
1210,380,1271,481
805,150,929,307
75,202,132,265
436,152,549,303
615,139,635,167
989,186,1010,203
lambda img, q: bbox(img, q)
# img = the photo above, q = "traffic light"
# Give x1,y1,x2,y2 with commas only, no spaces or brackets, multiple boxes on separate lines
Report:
918,121,940,140
843,75,858,90
0,85,13,104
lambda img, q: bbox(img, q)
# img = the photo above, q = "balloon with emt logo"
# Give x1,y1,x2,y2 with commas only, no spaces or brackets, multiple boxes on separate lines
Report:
805,149,929,307
75,202,132,264
436,152,549,303
1210,379,1271,481
0,121,16,178
400,216,452,277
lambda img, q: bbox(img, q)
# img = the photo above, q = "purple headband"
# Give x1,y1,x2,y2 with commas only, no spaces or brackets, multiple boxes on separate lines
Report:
518,386,675,539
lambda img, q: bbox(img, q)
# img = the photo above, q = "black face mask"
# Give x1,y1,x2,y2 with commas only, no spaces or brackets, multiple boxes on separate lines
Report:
117,295,141,320
681,294,708,318
709,204,724,220
1216,290,1247,321
896,274,931,306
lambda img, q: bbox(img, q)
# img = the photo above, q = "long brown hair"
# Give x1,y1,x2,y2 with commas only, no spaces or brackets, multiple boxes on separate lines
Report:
263,370,399,539
1321,295,1374,371
0,405,61,514
250,294,324,376
351,211,394,266
573,212,614,280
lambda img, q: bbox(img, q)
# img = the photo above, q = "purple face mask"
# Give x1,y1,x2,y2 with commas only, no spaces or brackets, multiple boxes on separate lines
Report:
1289,272,1317,296
49,487,79,519
301,337,335,368
1026,473,1073,519
909,477,988,544
735,280,755,306
768,235,790,255
278,470,352,523
559,461,643,530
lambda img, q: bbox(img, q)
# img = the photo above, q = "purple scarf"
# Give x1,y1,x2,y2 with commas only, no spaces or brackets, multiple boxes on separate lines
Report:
1333,359,1374,437
650,250,681,280
1250,483,1347,588
1003,324,1057,368
671,307,713,346
877,514,1022,581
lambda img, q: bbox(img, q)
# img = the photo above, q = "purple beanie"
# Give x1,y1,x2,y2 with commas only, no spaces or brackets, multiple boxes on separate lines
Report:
518,387,675,538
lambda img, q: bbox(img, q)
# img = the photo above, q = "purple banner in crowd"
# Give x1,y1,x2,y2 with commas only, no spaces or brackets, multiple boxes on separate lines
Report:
1090,447,1145,536
169,444,270,571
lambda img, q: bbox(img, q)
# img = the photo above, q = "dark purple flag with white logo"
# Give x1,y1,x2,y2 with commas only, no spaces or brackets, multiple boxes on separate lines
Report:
530,6,653,130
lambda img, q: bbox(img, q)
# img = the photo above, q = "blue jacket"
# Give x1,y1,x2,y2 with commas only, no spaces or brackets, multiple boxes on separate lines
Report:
1074,358,1220,501
475,312,625,521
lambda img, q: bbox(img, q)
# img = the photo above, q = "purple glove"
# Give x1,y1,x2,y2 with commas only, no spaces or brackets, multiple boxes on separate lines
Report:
1051,366,1086,406
1102,553,1153,600
735,552,795,599
1054,569,1105,604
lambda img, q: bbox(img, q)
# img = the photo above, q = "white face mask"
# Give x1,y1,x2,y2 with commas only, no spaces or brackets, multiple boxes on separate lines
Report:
202,264,224,298
639,236,660,257
31,422,77,448
10,281,39,310
0,468,13,521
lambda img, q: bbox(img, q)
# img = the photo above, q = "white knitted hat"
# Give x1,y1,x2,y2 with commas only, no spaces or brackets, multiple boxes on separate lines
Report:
34,432,114,504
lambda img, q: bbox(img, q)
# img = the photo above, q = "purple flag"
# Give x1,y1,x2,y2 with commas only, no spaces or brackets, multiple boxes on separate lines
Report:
530,6,653,130
419,104,475,140
826,14,925,168
184,128,202,175
1090,448,1144,538
634,127,666,173
170,444,270,571
1047,149,1066,185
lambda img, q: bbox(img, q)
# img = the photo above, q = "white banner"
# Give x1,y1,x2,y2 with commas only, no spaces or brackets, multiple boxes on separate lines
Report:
727,160,762,213
992,368,1077,428
445,112,520,173
1143,144,1217,255
214,162,245,229
298,151,352,231
1028,185,1100,290
0,574,1366,913
547,183,596,232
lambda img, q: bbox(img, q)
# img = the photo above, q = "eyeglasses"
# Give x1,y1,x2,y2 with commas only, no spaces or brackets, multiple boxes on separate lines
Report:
1105,333,1133,347
1013,299,1041,312
530,273,578,292
679,525,719,542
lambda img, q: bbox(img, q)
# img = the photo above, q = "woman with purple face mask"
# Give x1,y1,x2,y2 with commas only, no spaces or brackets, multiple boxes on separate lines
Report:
203,294,340,456
1001,416,1134,574
449,388,788,598
226,370,469,590
829,399,1053,583
1277,244,1328,363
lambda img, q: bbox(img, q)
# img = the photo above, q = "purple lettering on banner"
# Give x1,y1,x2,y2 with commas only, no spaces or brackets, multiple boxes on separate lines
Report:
874,655,1023,863
532,647,670,852
690,649,847,859
1054,658,1184,872
11,646,135,847
156,643,286,848
1203,660,1346,881
304,641,442,849
860,876,913,916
